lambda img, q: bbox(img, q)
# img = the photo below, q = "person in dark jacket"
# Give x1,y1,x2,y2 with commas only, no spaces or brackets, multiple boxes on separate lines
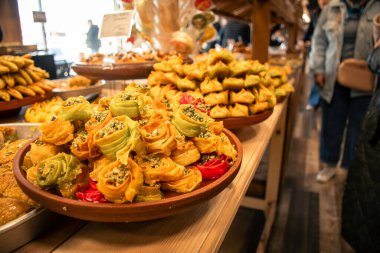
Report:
341,34,380,253
86,20,101,53
218,20,250,48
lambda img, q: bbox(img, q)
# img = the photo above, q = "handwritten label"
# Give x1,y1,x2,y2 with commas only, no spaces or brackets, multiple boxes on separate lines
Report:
100,11,133,38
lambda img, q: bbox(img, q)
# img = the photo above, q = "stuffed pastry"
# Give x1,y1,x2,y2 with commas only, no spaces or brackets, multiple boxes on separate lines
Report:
140,118,180,156
176,77,196,91
253,84,274,102
60,96,92,122
210,105,229,119
135,184,164,202
208,61,231,79
207,48,234,65
229,60,252,77
249,101,269,114
183,63,207,81
228,103,249,117
204,90,229,106
200,77,223,94
222,77,244,90
148,71,169,86
171,141,201,166
39,118,74,145
172,104,209,137
94,116,144,164
161,166,202,193
248,60,266,74
230,89,255,104
109,91,140,118
97,158,143,203
244,75,260,88
26,140,62,166
70,129,90,160
135,154,185,186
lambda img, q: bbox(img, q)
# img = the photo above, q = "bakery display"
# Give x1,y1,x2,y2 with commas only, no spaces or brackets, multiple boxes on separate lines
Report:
20,84,239,205
25,97,63,123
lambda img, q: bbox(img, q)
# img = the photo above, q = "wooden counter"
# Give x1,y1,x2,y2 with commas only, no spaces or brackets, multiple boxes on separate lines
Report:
10,100,287,253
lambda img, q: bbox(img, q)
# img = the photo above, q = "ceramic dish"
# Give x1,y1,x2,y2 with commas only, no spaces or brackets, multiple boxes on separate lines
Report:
71,62,155,80
217,109,273,129
52,79,106,100
13,129,243,222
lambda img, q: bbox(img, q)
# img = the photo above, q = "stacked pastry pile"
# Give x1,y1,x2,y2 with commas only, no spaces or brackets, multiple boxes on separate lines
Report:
0,55,53,101
147,49,292,119
23,84,237,204
267,65,295,99
0,127,38,225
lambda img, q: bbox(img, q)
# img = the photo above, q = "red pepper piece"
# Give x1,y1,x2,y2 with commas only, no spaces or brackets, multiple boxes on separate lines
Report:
195,154,229,180
76,179,108,203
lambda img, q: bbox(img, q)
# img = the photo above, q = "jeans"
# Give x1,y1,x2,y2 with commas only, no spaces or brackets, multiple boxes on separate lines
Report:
320,83,371,169
307,70,320,107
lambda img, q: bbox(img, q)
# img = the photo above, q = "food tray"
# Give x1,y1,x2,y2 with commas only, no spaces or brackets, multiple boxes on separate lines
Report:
14,129,243,222
0,123,60,252
52,79,106,100
71,62,155,80
217,109,273,129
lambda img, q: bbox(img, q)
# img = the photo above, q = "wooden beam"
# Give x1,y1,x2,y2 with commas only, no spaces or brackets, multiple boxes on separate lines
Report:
212,9,251,23
252,0,271,63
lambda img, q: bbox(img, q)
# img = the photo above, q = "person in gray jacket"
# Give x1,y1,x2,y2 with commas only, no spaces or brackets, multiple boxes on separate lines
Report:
311,0,380,182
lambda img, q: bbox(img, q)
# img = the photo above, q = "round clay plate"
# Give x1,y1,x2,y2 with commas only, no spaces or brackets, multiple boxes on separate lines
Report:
13,129,243,222
71,62,155,80
217,109,273,129
52,80,106,100
0,90,52,116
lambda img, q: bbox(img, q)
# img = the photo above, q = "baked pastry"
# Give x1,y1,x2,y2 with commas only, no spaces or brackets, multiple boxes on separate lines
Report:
172,104,209,137
207,48,234,65
249,101,269,114
208,61,231,79
200,77,223,94
204,90,229,106
210,105,229,118
60,96,92,122
228,103,249,117
222,77,244,90
230,89,255,104
171,141,201,166
244,75,260,88
39,118,74,145
176,77,196,91
161,166,202,193
109,90,139,118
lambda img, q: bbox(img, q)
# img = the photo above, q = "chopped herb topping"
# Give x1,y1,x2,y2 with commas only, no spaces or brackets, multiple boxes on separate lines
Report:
98,120,125,138
63,97,84,107
183,105,204,122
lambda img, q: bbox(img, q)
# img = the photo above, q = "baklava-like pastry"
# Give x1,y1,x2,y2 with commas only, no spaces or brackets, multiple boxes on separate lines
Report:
148,71,169,86
244,74,260,88
229,60,252,77
135,185,164,202
109,91,139,118
230,89,255,104
161,166,202,193
176,77,196,91
208,61,231,79
171,141,201,166
210,105,229,119
97,158,143,203
200,77,223,94
228,103,249,117
249,101,269,114
248,60,266,74
39,118,74,145
207,48,234,65
172,104,208,137
60,96,92,122
204,90,229,106
183,63,207,81
222,77,244,90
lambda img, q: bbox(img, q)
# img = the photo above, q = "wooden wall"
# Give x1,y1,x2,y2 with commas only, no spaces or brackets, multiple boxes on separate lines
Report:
0,0,22,44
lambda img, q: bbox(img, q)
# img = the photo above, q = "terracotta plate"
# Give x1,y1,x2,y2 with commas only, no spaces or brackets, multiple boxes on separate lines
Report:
13,129,243,222
0,90,52,116
71,62,155,80
52,80,106,100
217,109,273,129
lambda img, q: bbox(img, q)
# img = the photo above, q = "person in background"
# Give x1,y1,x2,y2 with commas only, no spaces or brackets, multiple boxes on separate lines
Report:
341,27,380,252
304,0,329,111
0,26,3,43
218,19,250,48
86,20,101,54
311,0,380,182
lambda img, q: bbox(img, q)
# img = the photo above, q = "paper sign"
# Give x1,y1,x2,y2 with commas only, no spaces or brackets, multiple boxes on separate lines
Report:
100,11,133,38
33,11,46,23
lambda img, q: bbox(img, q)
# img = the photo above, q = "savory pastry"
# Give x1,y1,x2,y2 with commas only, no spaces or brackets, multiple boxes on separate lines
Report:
253,84,274,103
249,101,269,114
161,166,202,193
68,75,92,87
39,118,74,145
25,96,63,123
228,103,249,117
193,132,237,161
140,118,180,156
25,140,62,166
229,60,252,77
248,60,266,74
222,77,244,90
97,158,143,203
176,77,196,91
148,71,169,86
244,75,260,88
200,77,223,94
210,105,229,119
172,104,209,137
183,62,207,81
109,90,140,118
135,185,164,202
60,96,92,122
229,89,255,104
208,61,231,79
171,141,201,166
136,154,185,186
94,116,144,164
203,90,229,106
275,82,295,97
207,48,234,65
89,156,112,181
70,129,90,160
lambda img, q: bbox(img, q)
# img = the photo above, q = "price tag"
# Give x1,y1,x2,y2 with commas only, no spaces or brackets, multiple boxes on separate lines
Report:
33,11,46,23
100,11,133,38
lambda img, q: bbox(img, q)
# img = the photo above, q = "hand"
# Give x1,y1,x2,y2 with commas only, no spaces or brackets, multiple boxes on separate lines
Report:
314,74,325,88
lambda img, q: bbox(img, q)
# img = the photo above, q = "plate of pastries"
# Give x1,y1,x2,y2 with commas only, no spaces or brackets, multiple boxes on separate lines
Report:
13,83,243,222
0,55,54,114
147,49,294,129
71,51,189,80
